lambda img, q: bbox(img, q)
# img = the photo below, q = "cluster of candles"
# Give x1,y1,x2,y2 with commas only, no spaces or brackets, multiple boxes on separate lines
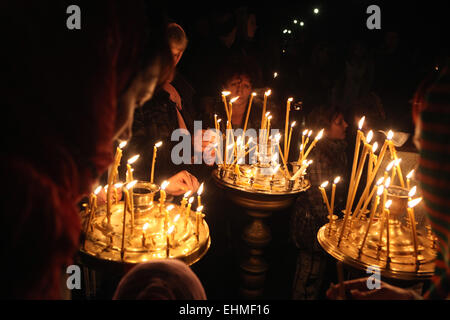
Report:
84,140,207,260
318,116,422,266
215,90,323,183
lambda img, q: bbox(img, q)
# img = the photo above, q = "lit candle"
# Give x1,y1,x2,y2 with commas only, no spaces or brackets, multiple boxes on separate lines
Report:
180,190,192,210
359,185,384,255
266,114,272,146
197,182,204,207
184,197,194,230
159,180,169,211
303,129,324,160
406,169,414,190
275,133,291,178
286,121,296,163
261,90,271,130
125,180,137,229
126,155,140,182
243,92,257,134
150,141,163,184
107,140,127,224
408,186,417,200
391,158,402,184
84,185,102,249
388,133,405,187
355,177,384,219
302,130,313,160
221,91,231,122
291,160,312,181
166,225,175,258
346,116,365,217
196,205,204,241
319,181,332,214
120,180,136,261
407,197,422,265
298,129,308,163
348,130,374,213
284,97,293,157
367,142,378,187
113,182,123,205
229,96,239,124
331,176,341,214
142,222,149,247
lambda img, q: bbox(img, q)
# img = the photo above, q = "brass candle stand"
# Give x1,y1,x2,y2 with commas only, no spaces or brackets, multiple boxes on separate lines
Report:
213,165,310,298
79,181,210,272
318,184,436,281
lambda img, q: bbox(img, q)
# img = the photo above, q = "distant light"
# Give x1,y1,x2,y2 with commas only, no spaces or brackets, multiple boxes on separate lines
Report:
288,30,292,34
313,8,319,14
283,29,288,34
435,66,439,71
300,21,305,26
293,19,298,24
282,49,286,53
273,72,278,78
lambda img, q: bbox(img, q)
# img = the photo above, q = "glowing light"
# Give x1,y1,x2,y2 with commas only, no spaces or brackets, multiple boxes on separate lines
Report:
196,206,204,212
302,129,308,136
94,186,102,195
197,183,204,196
300,21,304,26
320,181,329,188
114,182,123,189
166,204,175,211
273,164,281,174
230,96,239,104
161,181,170,190
366,130,374,144
377,185,384,196
384,177,391,188
127,154,140,164
376,177,385,185
358,116,365,130
188,197,194,204
126,180,138,189
275,133,281,143
288,97,294,102
372,142,379,153
119,141,128,149
334,176,341,184
385,199,392,209
294,19,298,24
387,130,394,140
274,72,278,78
155,141,163,148
313,8,319,14
265,89,272,96
143,223,149,231
406,169,415,179
408,197,422,208
184,190,192,198
222,91,231,96
386,160,395,172
173,214,181,223
308,130,313,137
315,129,324,140
291,121,297,128
168,225,175,235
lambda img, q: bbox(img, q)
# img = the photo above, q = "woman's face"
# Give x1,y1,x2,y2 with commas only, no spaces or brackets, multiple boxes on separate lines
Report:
114,60,161,141
327,113,348,140
225,74,252,106
170,42,185,67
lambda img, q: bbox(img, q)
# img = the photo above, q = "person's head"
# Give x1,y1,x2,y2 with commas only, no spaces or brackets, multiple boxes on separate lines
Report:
220,58,259,106
308,106,348,140
167,23,188,66
212,10,237,46
113,259,207,300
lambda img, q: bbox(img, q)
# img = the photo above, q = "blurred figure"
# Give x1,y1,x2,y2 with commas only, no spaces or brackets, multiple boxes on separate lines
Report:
113,259,206,300
291,106,349,300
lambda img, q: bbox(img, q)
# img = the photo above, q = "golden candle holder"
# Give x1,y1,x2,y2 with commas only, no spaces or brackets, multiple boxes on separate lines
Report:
79,181,210,272
213,165,310,298
317,186,436,281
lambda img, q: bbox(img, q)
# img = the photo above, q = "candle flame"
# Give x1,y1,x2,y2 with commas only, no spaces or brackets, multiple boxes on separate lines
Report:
274,72,278,78
376,177,385,185
168,225,175,234
119,141,128,149
265,111,271,117
268,115,273,120
265,89,272,96
114,182,124,189
333,176,341,184
371,142,378,153
358,116,365,130
408,197,422,208
143,222,149,231
299,144,304,151
174,214,181,223
188,197,194,204
230,96,239,104
252,92,257,96
94,186,102,195
166,204,175,211
315,129,324,140
308,160,313,165
197,183,204,196
320,181,329,188
288,97,294,102
395,158,402,166
408,186,417,198
406,169,415,179
377,185,384,196
104,185,109,192
161,180,170,190
196,205,204,212
291,121,296,127
184,190,192,198
366,130,374,144
126,180,138,189
217,119,222,124
302,129,308,136
222,91,231,96
155,141,163,148
385,199,392,209
387,130,394,140
127,154,140,164
308,130,313,137
386,160,395,172
384,177,391,188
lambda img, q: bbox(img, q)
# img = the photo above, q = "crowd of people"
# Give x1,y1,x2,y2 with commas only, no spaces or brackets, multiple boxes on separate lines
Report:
1,1,449,300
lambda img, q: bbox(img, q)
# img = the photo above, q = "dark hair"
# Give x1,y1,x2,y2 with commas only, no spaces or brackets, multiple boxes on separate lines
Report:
219,56,260,88
307,105,343,132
